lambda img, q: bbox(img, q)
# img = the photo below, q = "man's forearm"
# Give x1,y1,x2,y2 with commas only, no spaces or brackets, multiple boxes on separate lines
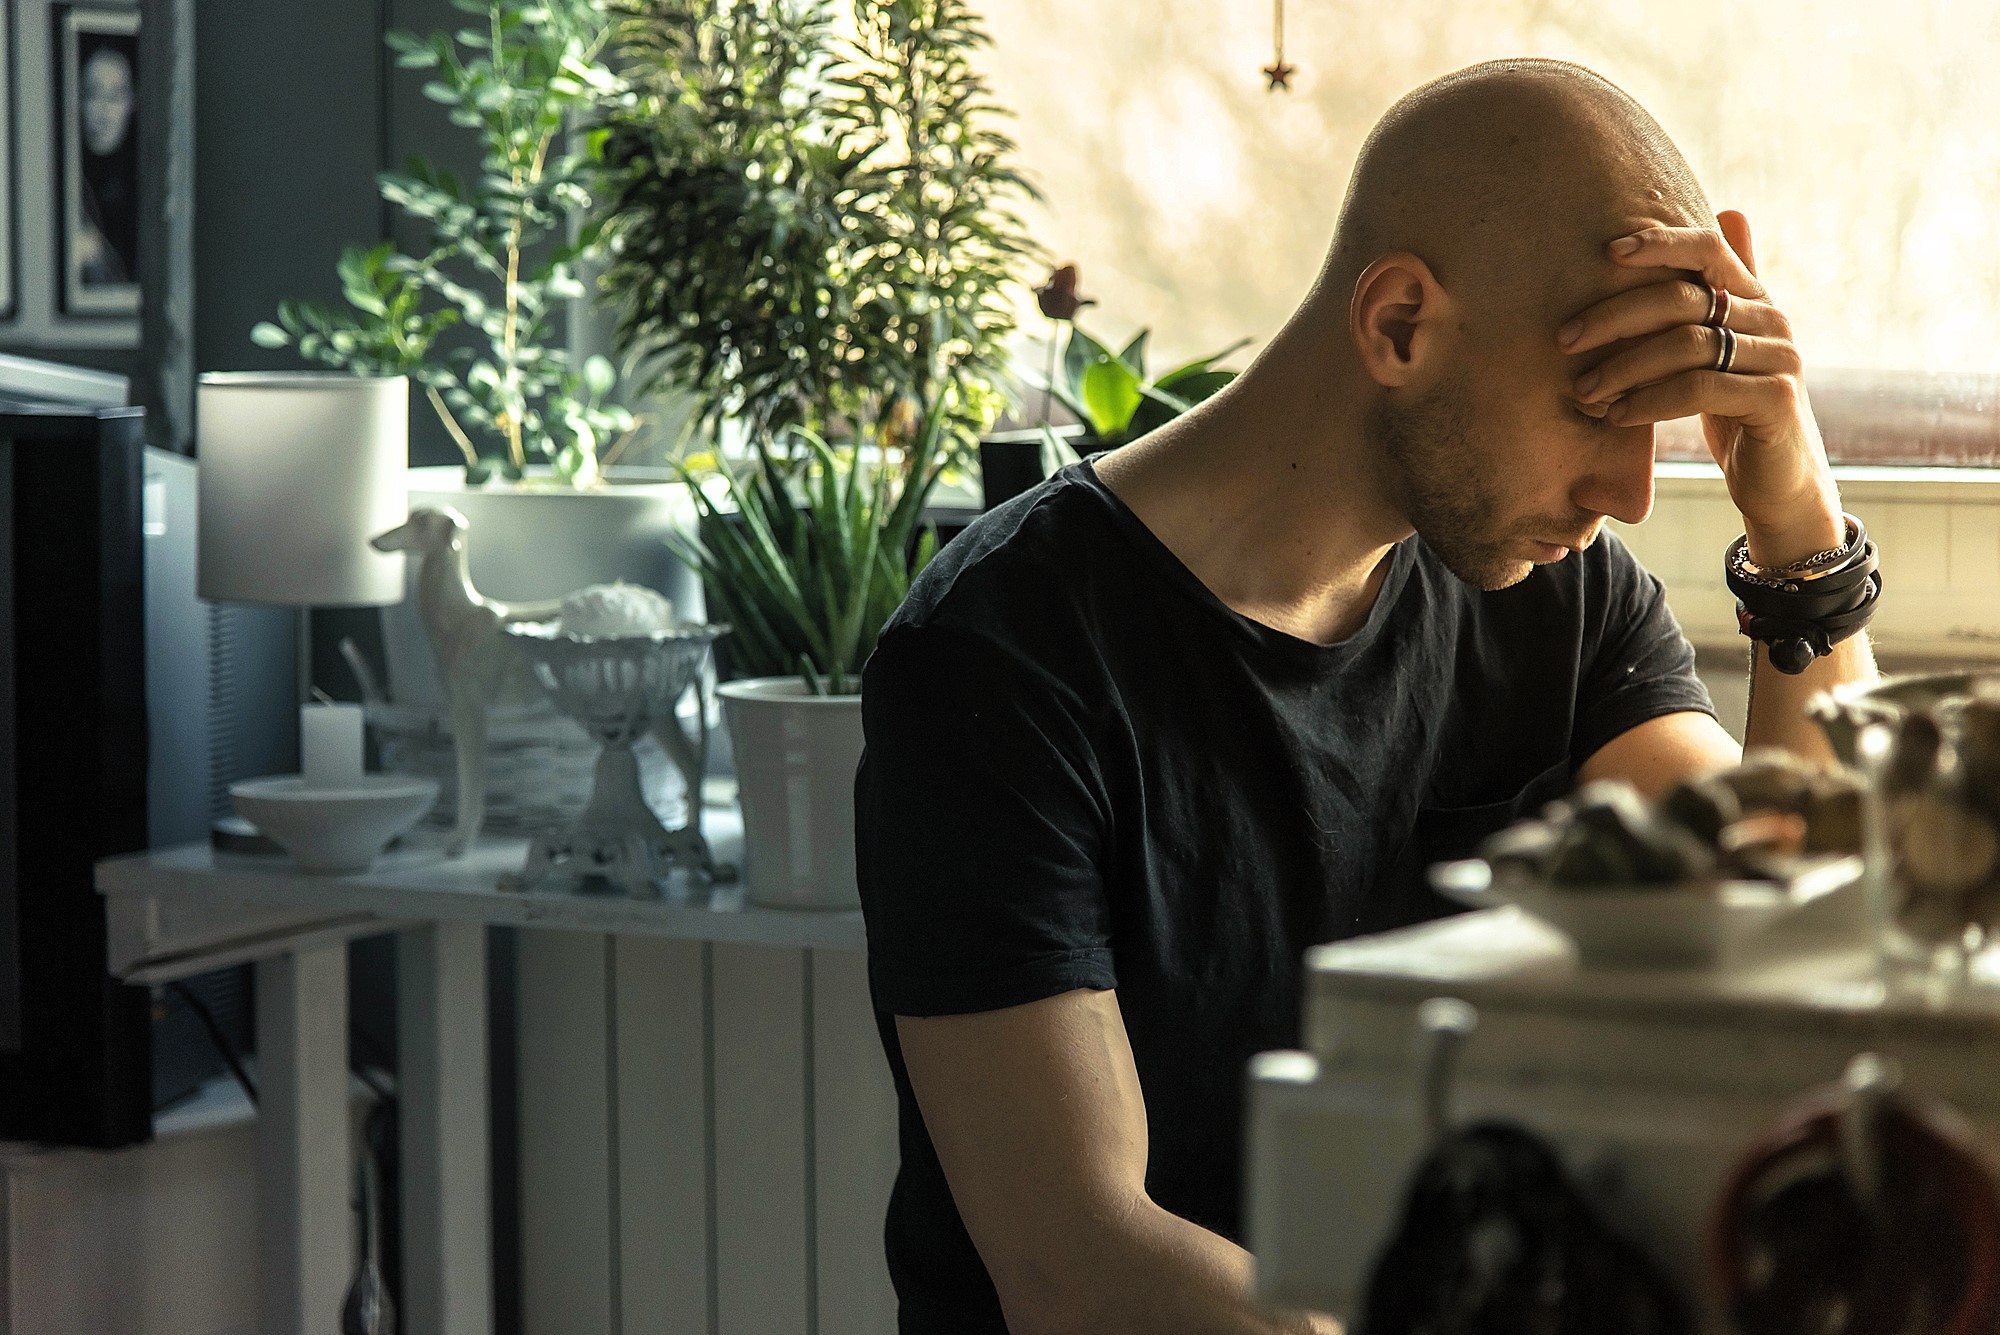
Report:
1742,630,1877,764
1015,1197,1337,1335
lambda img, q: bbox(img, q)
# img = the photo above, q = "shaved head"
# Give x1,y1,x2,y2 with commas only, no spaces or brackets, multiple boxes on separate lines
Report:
1273,60,1721,590
1325,59,1710,329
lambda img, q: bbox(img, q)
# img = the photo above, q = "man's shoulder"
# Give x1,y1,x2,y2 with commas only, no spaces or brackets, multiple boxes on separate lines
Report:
886,463,1115,644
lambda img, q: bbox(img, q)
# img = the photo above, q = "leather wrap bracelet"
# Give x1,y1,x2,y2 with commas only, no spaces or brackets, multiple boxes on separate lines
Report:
1723,515,1881,675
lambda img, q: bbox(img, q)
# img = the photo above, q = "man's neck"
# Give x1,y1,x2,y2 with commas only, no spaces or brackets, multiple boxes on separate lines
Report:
1091,326,1411,648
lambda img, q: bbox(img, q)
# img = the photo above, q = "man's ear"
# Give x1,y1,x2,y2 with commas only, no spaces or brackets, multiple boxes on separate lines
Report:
1349,253,1453,389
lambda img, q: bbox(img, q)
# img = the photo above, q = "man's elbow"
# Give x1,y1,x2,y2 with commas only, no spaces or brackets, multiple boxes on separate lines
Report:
998,1283,1133,1335
986,1241,1143,1335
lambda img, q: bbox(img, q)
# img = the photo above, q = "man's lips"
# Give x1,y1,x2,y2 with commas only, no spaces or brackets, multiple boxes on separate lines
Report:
1526,536,1592,562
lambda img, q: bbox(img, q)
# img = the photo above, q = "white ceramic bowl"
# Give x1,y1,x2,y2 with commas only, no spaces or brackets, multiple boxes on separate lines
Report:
229,774,441,874
1429,855,1864,969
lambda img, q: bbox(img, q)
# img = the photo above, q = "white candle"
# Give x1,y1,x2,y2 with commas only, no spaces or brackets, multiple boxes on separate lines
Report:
301,703,366,791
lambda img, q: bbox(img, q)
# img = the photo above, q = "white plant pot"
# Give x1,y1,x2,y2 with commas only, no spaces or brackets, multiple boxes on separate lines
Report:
719,677,865,910
382,465,703,712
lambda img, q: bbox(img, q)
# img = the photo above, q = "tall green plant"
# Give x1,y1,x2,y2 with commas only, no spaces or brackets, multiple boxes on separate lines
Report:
602,0,1032,690
253,0,632,487
594,0,1037,456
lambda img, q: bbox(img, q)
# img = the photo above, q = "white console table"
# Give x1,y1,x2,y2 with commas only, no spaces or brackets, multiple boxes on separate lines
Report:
96,812,897,1335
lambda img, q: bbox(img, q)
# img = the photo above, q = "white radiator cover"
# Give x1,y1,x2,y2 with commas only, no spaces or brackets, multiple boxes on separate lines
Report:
516,934,900,1335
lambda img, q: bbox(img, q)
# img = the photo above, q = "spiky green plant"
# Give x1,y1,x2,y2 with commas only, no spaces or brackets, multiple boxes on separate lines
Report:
668,402,951,696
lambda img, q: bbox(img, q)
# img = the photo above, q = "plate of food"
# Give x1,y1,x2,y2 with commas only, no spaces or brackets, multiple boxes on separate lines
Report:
1429,756,1867,970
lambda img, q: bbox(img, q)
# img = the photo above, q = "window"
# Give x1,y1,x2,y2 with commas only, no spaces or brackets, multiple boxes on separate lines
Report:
978,0,2000,466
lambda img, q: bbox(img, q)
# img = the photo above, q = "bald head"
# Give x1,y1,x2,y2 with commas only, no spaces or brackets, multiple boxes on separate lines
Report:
1324,59,1710,329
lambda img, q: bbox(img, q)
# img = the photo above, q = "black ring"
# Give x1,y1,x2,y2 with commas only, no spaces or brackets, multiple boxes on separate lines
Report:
1714,325,1736,374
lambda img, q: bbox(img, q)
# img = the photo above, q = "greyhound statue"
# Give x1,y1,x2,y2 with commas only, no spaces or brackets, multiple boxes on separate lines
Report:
372,507,562,855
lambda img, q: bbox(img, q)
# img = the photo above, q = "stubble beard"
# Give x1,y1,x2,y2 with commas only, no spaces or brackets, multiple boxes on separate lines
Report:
1369,376,1533,592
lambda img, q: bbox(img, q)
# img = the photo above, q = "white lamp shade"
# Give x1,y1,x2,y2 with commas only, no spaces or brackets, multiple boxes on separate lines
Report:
197,372,409,606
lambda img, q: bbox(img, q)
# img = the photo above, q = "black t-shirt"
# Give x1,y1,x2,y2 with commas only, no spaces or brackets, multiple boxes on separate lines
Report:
854,459,1713,1332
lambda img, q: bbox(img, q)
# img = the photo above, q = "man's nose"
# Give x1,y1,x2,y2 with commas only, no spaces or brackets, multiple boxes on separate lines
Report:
1573,424,1656,526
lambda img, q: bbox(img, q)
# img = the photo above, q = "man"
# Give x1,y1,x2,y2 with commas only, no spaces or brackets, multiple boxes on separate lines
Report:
854,58,1876,1335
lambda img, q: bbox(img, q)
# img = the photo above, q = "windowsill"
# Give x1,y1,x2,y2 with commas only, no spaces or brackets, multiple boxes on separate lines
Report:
1621,463,2000,659
1656,459,2000,499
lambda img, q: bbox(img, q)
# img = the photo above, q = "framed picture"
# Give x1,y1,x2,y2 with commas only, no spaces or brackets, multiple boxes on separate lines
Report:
0,0,16,320
54,4,136,317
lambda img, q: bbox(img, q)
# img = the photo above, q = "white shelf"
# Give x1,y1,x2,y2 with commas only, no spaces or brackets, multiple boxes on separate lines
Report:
97,806,865,958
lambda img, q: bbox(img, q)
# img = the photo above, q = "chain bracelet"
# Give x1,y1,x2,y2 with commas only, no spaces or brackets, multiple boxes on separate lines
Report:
1730,513,1864,587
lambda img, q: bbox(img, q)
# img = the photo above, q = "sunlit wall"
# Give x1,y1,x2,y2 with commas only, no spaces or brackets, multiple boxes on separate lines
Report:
979,0,2000,377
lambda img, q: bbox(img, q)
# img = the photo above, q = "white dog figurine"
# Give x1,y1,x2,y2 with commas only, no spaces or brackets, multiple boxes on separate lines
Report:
372,507,561,856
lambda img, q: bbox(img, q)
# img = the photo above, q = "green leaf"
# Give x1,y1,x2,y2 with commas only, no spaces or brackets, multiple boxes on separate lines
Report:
1117,328,1150,376
1063,326,1115,396
1151,367,1237,404
582,354,616,399
1151,338,1253,387
250,322,291,349
800,655,829,696
1078,357,1142,440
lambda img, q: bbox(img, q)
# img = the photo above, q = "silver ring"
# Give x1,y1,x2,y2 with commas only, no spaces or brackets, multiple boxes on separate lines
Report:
1704,285,1731,329
1713,325,1737,374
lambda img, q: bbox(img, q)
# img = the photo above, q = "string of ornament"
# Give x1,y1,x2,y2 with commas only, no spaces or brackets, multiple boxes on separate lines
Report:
1262,0,1296,91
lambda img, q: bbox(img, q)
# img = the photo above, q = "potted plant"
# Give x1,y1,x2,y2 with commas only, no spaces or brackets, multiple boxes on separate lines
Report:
984,271,1251,507
251,0,704,715
595,0,1036,906
254,0,633,489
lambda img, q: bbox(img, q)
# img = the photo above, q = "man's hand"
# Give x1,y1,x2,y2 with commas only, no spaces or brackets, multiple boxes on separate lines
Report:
1557,210,1878,763
1558,210,1843,568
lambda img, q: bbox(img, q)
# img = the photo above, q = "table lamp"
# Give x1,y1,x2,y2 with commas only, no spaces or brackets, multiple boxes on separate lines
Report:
197,372,432,861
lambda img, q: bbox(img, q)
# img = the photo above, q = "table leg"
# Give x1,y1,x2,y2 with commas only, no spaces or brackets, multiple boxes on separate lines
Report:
399,921,493,1335
256,944,354,1335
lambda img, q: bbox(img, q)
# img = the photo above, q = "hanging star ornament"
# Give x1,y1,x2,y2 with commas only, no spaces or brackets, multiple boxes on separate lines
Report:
1263,0,1296,92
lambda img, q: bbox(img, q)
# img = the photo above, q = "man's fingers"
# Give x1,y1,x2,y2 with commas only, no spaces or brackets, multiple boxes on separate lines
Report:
1601,369,1798,429
1574,328,1801,404
1559,280,1785,354
1717,210,1758,279
1608,224,1765,300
